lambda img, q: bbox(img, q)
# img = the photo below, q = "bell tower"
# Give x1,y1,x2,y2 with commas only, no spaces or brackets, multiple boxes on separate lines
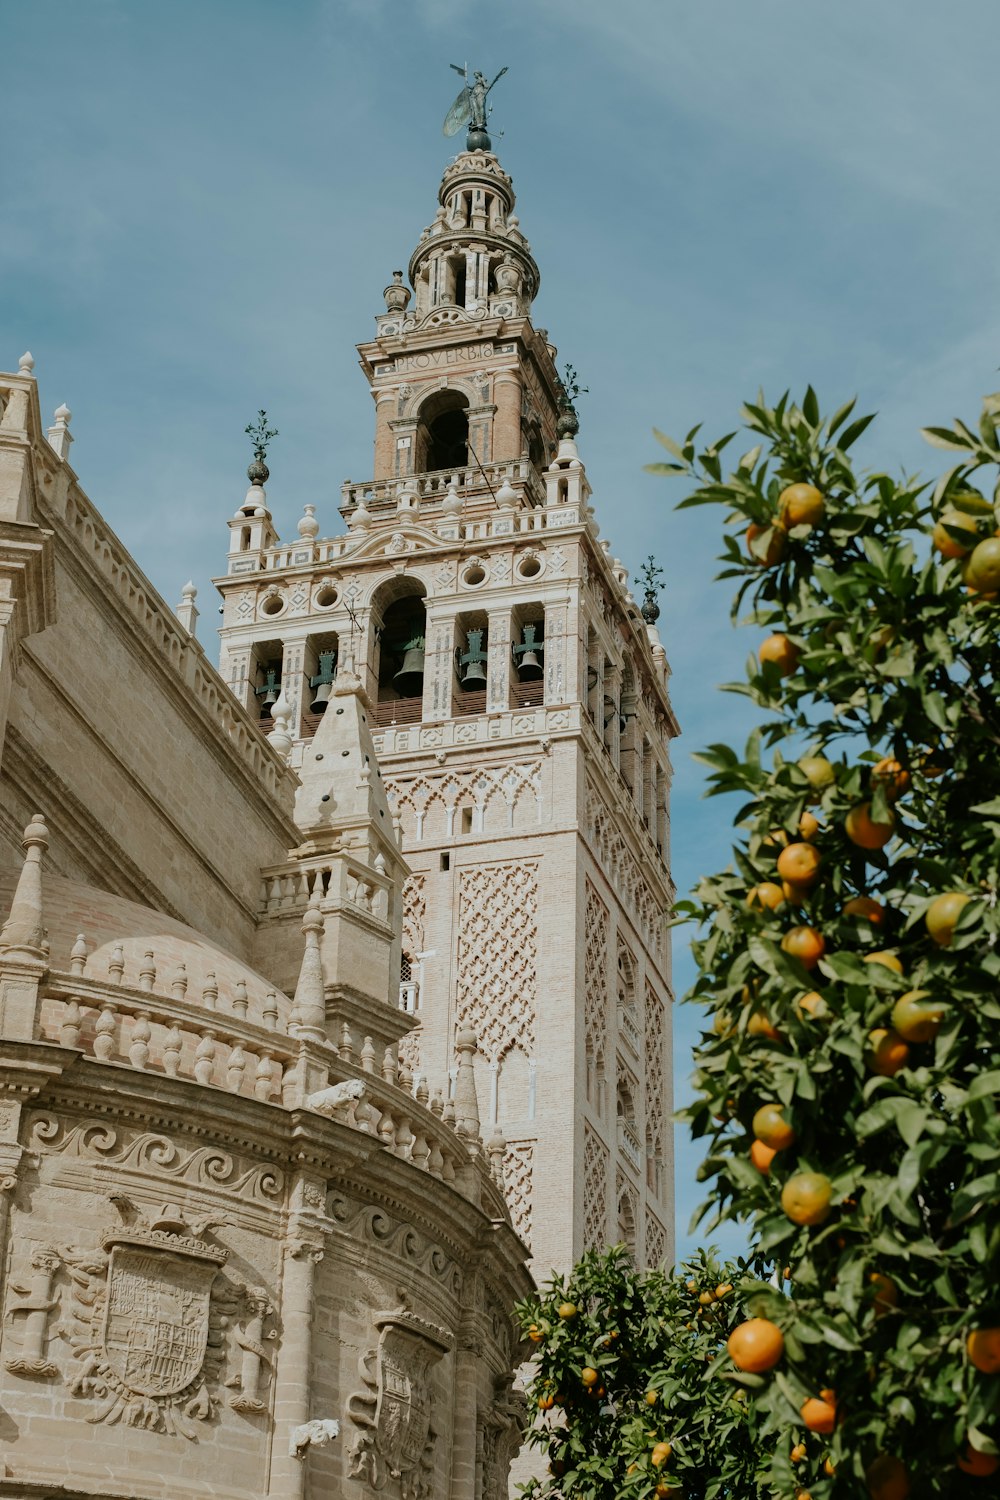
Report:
215,134,678,1281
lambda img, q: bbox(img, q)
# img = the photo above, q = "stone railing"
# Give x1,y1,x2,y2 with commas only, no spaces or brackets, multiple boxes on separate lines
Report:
31,970,502,1205
257,855,392,924
618,1005,641,1057
617,1117,643,1175
340,457,546,512
372,700,581,759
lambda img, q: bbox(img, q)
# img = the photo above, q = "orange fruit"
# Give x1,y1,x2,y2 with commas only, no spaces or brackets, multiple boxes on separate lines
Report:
798,810,821,840
581,1366,599,1387
925,891,971,947
779,482,825,527
781,925,826,969
966,536,1000,592
759,633,800,674
864,950,904,974
957,1444,999,1477
891,990,945,1043
747,881,786,912
747,1011,780,1040
866,1455,910,1500
824,1458,836,1477
932,509,979,558
746,521,787,567
791,1442,807,1464
557,1302,577,1320
796,990,829,1020
781,1172,833,1226
782,879,811,906
867,1028,910,1077
871,757,910,801
538,1393,554,1409
845,802,896,850
800,1393,837,1433
750,1138,777,1174
967,1327,1000,1374
870,1273,899,1316
777,842,822,887
799,754,835,791
726,1317,785,1373
651,1440,673,1466
527,1324,544,1342
645,1390,658,1406
752,1103,796,1150
843,896,885,924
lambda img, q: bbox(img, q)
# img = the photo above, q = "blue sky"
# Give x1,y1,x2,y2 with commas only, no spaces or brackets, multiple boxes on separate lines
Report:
5,1,1000,1264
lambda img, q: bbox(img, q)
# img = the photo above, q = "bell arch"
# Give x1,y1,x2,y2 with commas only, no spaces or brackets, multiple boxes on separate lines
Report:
414,389,470,475
371,576,428,718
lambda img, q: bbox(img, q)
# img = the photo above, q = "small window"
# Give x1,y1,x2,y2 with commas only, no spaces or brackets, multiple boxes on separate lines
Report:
461,807,473,834
440,852,451,872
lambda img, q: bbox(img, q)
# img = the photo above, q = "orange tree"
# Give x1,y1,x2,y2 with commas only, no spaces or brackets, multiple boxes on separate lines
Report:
516,1246,771,1500
649,388,1000,1496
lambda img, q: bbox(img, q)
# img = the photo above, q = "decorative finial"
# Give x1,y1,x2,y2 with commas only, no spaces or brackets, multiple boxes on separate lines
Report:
290,903,327,1039
245,410,278,487
298,504,319,540
557,364,588,440
442,63,508,153
175,580,199,637
452,1024,481,1148
18,351,35,378
384,271,411,314
638,555,665,624
47,403,73,461
0,815,49,958
268,693,293,763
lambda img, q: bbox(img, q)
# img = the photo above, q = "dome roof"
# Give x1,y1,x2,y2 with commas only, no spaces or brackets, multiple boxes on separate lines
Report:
0,867,290,1025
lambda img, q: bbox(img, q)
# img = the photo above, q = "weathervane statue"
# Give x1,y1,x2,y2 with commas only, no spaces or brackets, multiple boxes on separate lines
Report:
442,62,508,152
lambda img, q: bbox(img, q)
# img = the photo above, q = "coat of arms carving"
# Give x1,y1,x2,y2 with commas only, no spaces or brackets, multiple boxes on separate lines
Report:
347,1296,453,1500
62,1199,230,1438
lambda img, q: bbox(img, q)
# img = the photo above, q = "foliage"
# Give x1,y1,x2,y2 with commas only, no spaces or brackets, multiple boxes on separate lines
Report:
516,1247,769,1500
651,388,1000,1496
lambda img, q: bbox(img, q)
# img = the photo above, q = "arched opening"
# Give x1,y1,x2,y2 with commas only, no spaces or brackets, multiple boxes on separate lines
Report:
415,390,470,475
374,579,427,727
616,1188,636,1262
301,631,339,738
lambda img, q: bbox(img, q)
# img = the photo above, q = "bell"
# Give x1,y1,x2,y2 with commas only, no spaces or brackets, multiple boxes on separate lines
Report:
461,657,487,691
457,627,488,692
309,650,337,714
393,645,425,696
256,667,281,717
513,625,544,681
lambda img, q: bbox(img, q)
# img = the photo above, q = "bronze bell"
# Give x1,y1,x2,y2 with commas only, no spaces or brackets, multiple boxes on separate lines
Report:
457,627,488,692
513,625,544,681
393,642,425,696
255,667,281,717
309,650,337,714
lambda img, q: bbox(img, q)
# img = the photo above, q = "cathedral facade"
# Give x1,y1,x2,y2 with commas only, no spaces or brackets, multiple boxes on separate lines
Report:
0,129,674,1499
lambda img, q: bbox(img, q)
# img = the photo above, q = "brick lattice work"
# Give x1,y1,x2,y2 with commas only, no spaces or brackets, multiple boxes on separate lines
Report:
455,862,538,1061
583,1124,609,1250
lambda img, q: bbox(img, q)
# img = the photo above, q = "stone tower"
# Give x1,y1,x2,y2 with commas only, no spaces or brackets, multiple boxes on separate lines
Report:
216,142,678,1278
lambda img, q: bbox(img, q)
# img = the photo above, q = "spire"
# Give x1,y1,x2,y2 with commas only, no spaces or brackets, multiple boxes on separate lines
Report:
0,814,49,959
294,667,395,856
290,903,327,1040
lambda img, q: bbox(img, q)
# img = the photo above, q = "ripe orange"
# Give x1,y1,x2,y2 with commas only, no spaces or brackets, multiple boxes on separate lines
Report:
747,881,786,912
645,1389,658,1406
932,508,979,558
800,1393,837,1434
726,1317,785,1373
869,1272,899,1316
781,1172,833,1226
759,633,800,674
746,521,787,567
750,1138,777,1174
864,950,904,974
538,1393,554,1409
527,1324,544,1342
798,810,821,840
781,925,826,969
865,1454,910,1500
651,1440,673,1466
748,1011,780,1041
966,536,1000,592
777,842,822,886
957,1444,999,1477
752,1103,796,1150
796,990,829,1020
844,895,885,924
891,990,945,1043
967,1327,1000,1374
925,891,970,947
557,1302,577,1320
867,1028,910,1077
581,1366,599,1387
779,482,825,527
782,880,811,906
799,754,835,791
845,802,896,850
871,757,910,801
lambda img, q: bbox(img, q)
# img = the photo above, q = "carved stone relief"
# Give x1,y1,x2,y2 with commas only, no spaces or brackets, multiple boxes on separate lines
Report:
456,862,537,1063
347,1297,453,1500
500,1141,533,1250
583,1125,608,1252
